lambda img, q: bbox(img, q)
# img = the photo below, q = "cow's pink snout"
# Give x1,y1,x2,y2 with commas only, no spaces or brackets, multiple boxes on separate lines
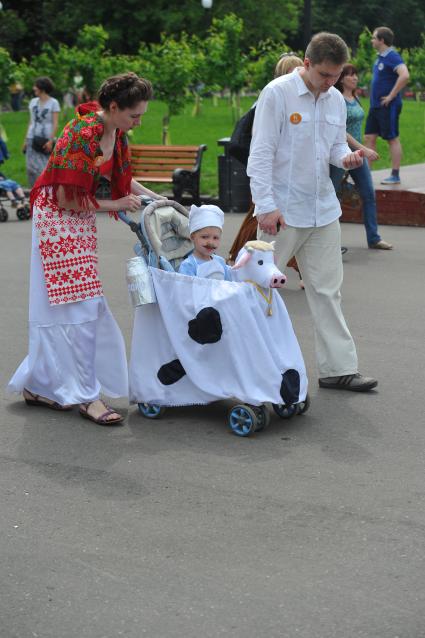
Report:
270,273,286,288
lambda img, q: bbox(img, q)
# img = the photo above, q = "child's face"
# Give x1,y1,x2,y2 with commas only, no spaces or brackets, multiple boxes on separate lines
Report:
192,226,222,260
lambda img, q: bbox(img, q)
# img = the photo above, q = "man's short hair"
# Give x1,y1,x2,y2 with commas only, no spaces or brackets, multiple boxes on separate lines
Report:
305,32,349,66
374,27,394,46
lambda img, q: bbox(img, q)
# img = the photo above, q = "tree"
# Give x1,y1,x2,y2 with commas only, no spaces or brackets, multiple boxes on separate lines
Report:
2,0,302,58
140,34,195,144
248,40,295,92
0,47,16,103
186,36,214,117
310,0,425,51
351,27,376,89
15,25,135,103
0,9,27,58
409,36,425,100
206,14,248,120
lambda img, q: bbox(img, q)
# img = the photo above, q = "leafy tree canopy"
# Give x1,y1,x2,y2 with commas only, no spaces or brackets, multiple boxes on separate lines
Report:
310,0,425,51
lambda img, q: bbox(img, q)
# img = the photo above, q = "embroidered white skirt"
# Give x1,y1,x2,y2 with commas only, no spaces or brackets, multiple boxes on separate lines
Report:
7,216,128,405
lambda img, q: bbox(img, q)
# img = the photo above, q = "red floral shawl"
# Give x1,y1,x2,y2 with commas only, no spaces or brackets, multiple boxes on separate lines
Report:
30,101,132,212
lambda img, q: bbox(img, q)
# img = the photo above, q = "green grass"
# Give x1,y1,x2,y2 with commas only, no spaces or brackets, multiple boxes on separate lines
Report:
1,96,424,194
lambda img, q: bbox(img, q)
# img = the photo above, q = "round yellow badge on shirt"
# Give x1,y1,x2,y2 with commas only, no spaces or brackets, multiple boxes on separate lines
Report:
290,112,302,124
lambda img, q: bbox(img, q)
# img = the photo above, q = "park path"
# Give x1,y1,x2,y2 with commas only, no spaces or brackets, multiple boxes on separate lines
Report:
1,214,424,638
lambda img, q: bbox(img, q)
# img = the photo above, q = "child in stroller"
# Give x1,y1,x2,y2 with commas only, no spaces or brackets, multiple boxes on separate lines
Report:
0,172,30,222
178,204,233,281
120,197,309,436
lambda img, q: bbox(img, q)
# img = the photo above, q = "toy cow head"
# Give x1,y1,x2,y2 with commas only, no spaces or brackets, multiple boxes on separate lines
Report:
231,240,286,289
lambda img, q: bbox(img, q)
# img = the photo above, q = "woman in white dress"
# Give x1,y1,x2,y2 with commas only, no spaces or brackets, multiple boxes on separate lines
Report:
8,72,160,425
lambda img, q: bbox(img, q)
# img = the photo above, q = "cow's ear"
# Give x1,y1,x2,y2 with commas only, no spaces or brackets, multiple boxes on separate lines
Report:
246,246,254,253
232,250,252,270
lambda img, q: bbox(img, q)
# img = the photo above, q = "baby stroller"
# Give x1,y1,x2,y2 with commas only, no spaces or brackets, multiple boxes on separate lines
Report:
0,173,31,222
120,198,310,437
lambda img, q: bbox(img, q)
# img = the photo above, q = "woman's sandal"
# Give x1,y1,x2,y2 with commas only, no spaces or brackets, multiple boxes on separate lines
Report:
23,389,73,411
79,401,124,426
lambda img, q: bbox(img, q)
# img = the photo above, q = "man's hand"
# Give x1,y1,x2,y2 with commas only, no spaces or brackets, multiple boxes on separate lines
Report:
257,209,286,236
342,149,363,170
380,95,393,107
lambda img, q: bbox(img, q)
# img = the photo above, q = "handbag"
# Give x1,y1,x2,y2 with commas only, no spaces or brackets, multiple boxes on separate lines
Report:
338,172,360,207
32,135,50,155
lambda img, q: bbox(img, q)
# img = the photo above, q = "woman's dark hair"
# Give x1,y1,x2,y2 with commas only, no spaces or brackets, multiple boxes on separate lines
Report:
34,76,55,95
335,63,358,95
98,72,153,110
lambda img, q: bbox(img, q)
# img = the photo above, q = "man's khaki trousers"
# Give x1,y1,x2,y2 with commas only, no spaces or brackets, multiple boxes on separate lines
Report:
259,219,358,378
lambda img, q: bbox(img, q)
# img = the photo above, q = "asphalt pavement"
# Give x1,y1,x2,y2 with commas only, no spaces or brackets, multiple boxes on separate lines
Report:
1,211,424,638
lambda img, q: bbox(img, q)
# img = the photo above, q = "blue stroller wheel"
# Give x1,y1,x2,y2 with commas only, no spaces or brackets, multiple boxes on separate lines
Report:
138,403,165,419
296,393,310,415
251,404,271,431
272,402,298,419
228,404,258,437
0,207,8,222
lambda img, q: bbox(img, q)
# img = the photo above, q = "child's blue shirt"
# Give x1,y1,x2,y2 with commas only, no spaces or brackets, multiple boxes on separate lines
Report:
179,253,232,281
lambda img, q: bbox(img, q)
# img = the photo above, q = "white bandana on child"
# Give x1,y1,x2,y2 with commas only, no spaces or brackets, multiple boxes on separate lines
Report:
189,204,224,234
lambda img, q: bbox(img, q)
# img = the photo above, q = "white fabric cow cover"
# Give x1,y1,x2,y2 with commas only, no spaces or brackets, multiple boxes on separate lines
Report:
129,268,307,407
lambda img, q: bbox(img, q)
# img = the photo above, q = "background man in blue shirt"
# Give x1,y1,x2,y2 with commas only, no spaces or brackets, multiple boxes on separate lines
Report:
364,27,410,185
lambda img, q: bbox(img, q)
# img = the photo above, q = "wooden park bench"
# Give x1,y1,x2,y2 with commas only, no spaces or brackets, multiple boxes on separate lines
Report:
129,144,207,204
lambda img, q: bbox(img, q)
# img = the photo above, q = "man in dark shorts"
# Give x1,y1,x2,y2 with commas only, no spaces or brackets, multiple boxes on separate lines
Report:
364,27,409,185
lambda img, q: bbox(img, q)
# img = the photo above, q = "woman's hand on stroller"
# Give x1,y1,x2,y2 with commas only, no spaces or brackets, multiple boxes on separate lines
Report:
116,194,141,213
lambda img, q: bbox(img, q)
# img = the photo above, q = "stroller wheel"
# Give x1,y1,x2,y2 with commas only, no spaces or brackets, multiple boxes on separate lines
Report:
296,393,311,415
272,402,298,419
0,207,8,222
228,404,257,437
251,404,271,431
17,205,30,220
138,403,165,419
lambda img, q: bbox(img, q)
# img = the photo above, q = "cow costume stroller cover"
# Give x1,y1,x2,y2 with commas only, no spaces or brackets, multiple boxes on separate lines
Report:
121,199,309,436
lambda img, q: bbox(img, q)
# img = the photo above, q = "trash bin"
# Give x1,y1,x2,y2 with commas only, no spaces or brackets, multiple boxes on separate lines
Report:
217,137,251,213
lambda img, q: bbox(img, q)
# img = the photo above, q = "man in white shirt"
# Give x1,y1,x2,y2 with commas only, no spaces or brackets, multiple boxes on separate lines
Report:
247,32,377,392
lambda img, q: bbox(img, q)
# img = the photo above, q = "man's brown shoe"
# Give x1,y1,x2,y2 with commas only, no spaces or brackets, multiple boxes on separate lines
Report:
318,373,378,392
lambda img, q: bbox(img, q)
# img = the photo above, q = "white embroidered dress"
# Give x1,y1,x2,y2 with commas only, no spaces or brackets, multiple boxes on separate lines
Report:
7,187,128,405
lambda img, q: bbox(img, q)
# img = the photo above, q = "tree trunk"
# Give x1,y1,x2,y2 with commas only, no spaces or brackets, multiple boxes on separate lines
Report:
192,93,202,117
230,92,241,122
162,113,171,145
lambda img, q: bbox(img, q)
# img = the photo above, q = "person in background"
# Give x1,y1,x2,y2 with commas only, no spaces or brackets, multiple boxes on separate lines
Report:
0,171,27,215
22,77,61,187
364,27,409,185
9,81,24,112
330,64,393,249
